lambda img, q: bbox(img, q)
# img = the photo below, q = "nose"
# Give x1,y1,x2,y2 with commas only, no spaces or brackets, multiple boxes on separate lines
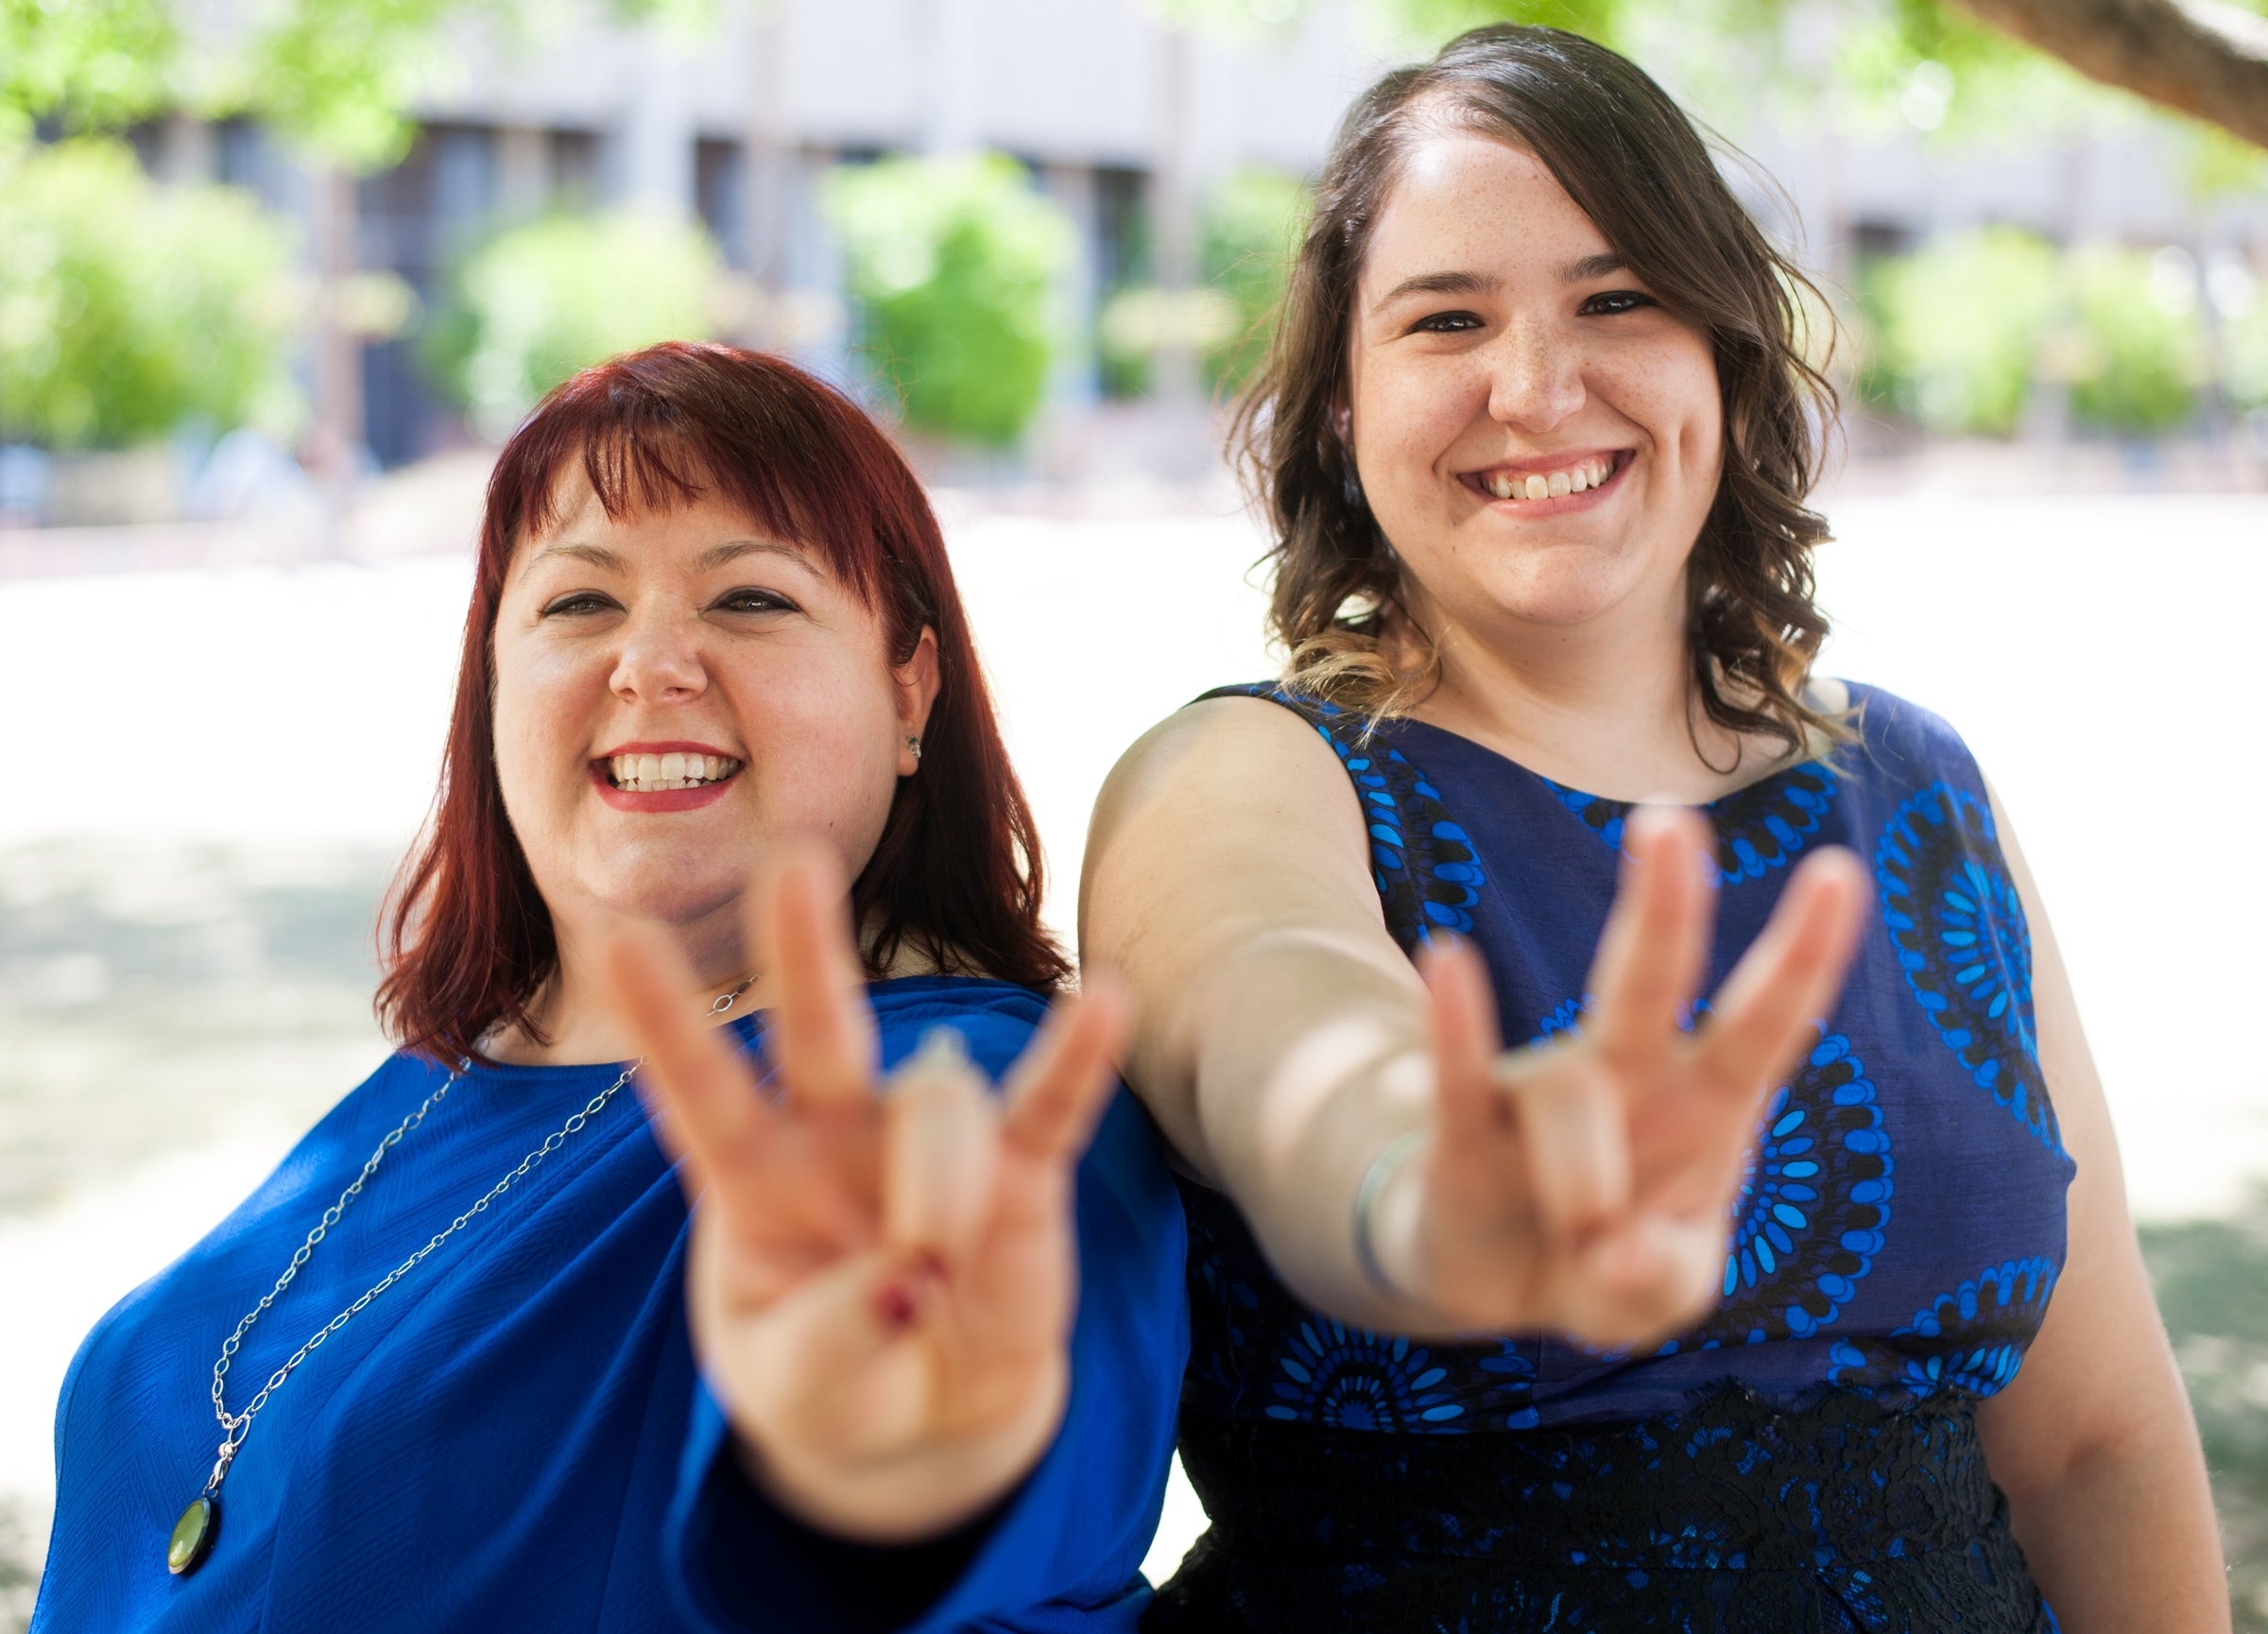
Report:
1485,317,1586,434
608,607,709,704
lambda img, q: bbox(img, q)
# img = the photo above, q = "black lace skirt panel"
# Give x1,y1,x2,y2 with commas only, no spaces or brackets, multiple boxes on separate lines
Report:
1145,1386,2053,1634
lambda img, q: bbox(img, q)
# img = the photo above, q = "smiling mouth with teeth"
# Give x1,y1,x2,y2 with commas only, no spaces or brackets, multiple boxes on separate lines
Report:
605,751,744,792
1475,453,1622,502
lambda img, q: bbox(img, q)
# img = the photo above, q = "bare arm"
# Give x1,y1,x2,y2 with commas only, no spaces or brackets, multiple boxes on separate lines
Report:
1080,697,1865,1344
1976,784,2229,1629
1080,697,1441,1329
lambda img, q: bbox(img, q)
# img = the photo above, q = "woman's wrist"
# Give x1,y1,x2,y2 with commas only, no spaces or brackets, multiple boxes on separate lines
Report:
730,1355,1068,1545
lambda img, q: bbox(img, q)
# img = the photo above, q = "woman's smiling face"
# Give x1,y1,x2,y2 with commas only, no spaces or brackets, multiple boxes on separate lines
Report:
490,464,936,940
1347,130,1724,649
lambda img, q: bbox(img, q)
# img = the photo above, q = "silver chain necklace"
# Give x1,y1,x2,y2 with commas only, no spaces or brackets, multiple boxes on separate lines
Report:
163,977,756,1577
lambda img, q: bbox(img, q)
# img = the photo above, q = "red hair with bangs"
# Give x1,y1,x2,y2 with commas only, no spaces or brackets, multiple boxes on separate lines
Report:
377,341,1066,1064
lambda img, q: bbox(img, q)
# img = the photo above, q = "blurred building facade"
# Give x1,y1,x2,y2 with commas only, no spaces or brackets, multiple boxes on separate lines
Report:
126,0,2268,471
136,0,1386,467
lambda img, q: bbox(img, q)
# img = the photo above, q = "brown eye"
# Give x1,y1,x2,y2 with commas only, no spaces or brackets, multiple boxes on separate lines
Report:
1579,290,1655,316
1412,310,1485,334
715,587,799,614
541,593,617,617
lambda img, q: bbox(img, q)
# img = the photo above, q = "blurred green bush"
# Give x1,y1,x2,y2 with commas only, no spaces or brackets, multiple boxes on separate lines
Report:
2065,245,2203,434
1097,166,1310,402
2228,291,2268,416
826,154,1074,447
1858,229,2213,439
1199,166,1311,396
1860,227,2060,437
0,139,301,449
420,210,722,443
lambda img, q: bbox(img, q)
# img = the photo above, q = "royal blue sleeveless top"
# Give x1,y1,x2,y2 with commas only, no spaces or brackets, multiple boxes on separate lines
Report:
1152,680,2073,1633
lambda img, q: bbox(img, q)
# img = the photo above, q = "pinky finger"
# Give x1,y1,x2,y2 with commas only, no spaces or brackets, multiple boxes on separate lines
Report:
1000,977,1130,1165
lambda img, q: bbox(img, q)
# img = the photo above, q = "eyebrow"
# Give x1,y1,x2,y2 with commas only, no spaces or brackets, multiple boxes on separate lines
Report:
1561,251,1627,282
1372,253,1630,308
1375,268,1501,305
524,538,816,575
695,539,815,574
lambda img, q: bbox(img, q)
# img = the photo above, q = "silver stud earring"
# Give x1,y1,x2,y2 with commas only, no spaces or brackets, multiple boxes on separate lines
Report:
906,734,922,762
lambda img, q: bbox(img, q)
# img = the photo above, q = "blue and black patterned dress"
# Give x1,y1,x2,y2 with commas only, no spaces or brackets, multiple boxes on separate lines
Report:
1148,681,2075,1634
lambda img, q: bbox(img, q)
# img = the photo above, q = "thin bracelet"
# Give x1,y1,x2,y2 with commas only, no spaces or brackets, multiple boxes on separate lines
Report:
1351,1127,1431,1301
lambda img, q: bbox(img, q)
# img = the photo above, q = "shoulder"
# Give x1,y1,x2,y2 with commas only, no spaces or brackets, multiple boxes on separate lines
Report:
1830,679,1994,800
1110,681,1345,771
1093,682,1361,832
1085,682,1379,934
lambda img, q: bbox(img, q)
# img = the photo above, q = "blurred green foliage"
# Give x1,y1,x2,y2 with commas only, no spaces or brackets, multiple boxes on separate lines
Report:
1095,167,1309,402
1860,228,2060,437
0,0,177,141
2228,289,2268,416
1353,0,2263,188
2065,245,2204,435
2139,1189,2268,1633
826,154,1074,447
0,139,301,448
420,211,722,442
1,0,681,170
1860,231,2223,438
1200,167,1312,396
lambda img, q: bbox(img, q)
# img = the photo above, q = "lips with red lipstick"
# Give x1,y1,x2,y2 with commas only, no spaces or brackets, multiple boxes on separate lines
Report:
590,741,745,813
1462,448,1632,510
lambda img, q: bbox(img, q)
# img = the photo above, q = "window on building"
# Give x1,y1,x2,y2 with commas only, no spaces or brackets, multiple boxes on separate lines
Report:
550,130,600,211
1095,165,1151,291
1095,165,1152,399
696,138,746,265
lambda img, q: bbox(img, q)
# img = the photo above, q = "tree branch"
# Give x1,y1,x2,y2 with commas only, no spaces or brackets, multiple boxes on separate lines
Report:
1950,0,2268,146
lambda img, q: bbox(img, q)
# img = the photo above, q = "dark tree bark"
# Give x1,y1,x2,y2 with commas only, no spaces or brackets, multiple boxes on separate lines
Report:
1951,0,2268,146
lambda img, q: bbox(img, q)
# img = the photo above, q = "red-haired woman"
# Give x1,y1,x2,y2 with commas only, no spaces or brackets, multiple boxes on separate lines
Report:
34,344,1186,1634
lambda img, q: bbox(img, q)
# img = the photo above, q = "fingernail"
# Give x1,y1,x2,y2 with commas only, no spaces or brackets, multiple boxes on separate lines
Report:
910,1026,971,1071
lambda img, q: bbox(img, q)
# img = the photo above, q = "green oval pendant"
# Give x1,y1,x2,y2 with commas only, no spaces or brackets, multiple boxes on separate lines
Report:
166,1494,217,1576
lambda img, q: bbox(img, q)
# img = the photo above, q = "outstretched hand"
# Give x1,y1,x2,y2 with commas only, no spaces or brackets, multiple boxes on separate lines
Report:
599,849,1126,1542
1388,807,1867,1350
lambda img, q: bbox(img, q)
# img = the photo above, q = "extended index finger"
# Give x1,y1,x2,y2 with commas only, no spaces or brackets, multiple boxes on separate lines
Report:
601,921,767,1194
1586,807,1714,1067
1692,846,1866,1105
762,847,881,1111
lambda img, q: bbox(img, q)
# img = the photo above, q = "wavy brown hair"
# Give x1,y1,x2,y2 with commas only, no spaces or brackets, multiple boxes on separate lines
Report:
1237,24,1844,755
378,342,1067,1065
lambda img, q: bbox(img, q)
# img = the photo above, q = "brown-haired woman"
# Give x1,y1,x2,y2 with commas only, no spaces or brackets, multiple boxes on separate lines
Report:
35,343,1187,1634
1085,26,2224,1632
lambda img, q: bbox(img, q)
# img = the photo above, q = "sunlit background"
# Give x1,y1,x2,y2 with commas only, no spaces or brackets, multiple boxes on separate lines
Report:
4,0,2266,1625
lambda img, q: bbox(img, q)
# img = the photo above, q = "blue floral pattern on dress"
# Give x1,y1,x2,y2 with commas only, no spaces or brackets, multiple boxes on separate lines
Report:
1265,1321,1468,1430
1876,783,2056,1153
1546,760,1840,886
1535,995,1589,1039
1692,1029,1892,1345
1177,1174,1544,1434
1829,1257,2059,1401
1536,1006,1893,1351
1208,686,1485,943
